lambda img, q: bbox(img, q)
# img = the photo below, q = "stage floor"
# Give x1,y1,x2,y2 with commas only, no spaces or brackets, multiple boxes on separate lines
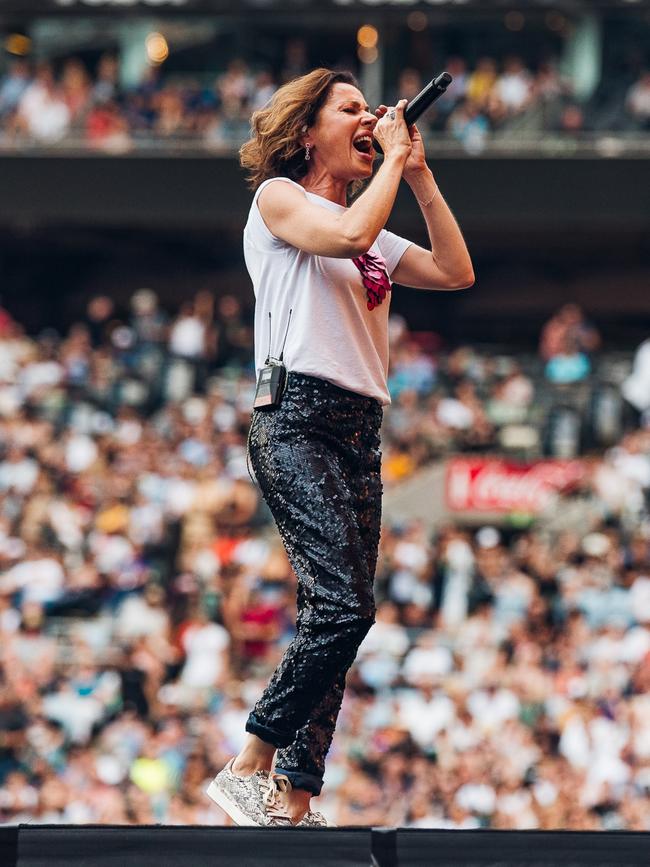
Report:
2,825,649,866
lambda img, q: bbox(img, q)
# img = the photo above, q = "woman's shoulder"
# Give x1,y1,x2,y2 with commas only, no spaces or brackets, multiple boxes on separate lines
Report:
246,177,307,252
254,176,306,205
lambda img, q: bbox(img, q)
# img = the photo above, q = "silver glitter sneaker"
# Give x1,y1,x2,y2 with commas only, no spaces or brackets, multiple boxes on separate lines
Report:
206,758,294,826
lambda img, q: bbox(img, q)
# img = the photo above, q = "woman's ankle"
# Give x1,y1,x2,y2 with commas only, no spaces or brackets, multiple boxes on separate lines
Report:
231,734,275,776
285,788,312,814
231,756,273,776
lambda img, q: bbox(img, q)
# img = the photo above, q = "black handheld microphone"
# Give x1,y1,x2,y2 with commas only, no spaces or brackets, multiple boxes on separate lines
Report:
373,71,453,155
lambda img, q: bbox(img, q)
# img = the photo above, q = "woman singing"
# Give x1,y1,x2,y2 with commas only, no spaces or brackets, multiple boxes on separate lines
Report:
207,68,473,827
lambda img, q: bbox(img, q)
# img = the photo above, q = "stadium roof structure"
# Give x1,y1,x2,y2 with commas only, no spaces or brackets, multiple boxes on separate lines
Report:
1,0,650,13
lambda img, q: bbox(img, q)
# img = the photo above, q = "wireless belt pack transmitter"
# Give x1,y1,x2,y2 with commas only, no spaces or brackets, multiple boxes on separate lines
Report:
253,309,292,409
254,362,286,409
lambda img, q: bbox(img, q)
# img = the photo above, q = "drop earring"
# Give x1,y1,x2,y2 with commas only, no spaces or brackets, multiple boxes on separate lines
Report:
305,143,311,161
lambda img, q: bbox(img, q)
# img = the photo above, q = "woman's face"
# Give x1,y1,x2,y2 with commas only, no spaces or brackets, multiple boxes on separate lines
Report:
305,82,378,181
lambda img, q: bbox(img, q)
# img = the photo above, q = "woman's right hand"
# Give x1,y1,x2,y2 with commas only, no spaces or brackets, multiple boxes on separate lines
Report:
373,99,412,159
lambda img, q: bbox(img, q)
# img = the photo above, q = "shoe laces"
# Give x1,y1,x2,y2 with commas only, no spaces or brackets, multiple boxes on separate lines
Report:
259,771,293,821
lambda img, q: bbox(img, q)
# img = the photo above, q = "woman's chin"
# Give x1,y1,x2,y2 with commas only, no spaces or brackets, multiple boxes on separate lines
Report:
351,163,375,180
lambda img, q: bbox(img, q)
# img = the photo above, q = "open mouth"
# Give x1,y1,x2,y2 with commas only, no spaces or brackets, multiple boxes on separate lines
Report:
353,135,374,156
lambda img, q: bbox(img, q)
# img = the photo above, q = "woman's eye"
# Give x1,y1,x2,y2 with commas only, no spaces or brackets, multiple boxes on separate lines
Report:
343,108,356,114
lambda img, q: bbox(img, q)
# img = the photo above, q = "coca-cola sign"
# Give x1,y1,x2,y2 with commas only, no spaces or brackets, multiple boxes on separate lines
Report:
445,457,586,513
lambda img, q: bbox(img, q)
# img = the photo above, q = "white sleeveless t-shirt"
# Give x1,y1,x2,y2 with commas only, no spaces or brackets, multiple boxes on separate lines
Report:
243,176,412,406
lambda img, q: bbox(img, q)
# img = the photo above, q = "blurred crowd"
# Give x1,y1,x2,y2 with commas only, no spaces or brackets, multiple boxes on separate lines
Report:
396,59,650,154
0,55,269,151
1,290,650,829
0,50,648,152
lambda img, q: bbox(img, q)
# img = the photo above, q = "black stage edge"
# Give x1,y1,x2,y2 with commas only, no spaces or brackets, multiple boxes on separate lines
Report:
17,825,372,867
12,825,650,866
397,829,650,866
0,826,18,866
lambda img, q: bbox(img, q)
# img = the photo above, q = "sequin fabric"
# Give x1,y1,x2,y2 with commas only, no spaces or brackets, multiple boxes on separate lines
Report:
245,371,383,795
352,249,391,311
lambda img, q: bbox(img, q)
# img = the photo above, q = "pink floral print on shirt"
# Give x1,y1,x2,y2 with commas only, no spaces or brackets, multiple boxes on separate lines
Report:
352,250,391,311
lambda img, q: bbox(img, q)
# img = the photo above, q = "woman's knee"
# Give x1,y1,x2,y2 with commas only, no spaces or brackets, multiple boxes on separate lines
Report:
307,606,375,642
344,608,376,643
334,592,376,632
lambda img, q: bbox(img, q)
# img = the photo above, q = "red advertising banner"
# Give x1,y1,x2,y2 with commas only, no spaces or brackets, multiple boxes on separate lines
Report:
445,457,586,513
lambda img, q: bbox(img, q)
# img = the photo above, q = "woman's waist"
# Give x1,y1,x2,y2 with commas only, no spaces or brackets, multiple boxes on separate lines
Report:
284,370,383,415
252,369,383,445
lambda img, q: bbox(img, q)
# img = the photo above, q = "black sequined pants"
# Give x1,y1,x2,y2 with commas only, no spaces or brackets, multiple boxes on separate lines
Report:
245,371,383,795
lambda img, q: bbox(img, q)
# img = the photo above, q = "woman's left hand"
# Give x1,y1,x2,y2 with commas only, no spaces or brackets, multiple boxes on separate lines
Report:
403,122,428,178
374,105,428,177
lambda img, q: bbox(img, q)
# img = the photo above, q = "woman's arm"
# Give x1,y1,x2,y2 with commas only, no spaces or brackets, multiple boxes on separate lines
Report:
390,172,475,291
391,124,475,291
257,100,412,259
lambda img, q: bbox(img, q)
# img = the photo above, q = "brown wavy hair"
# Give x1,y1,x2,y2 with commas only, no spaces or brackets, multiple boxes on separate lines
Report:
240,68,361,191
